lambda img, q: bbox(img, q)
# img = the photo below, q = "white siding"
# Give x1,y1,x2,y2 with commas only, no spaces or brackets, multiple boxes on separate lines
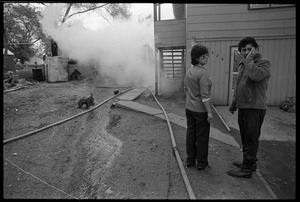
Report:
154,4,296,105
154,19,186,48
186,4,295,39
185,4,295,105
190,37,296,106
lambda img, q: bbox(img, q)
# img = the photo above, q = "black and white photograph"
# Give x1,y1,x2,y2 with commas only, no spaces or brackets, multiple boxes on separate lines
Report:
3,3,295,199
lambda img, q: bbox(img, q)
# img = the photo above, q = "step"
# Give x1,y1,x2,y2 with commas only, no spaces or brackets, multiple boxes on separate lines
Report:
118,88,146,101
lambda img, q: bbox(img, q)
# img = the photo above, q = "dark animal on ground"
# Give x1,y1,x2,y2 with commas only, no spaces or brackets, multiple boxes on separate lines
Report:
78,93,94,109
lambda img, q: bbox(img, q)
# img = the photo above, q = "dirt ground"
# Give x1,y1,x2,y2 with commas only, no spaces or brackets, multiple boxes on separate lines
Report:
3,78,187,199
2,78,295,199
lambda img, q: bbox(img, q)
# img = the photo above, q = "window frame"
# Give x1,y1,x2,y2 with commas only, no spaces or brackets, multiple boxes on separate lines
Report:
248,4,295,10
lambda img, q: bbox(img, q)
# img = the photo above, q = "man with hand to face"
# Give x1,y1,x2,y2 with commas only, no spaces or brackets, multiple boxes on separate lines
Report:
227,37,271,178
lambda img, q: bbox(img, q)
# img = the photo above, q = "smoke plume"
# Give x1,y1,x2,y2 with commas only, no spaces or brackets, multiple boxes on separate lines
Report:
40,4,155,87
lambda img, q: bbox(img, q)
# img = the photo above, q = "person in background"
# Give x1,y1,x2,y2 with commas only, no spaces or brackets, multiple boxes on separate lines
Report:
185,44,213,171
43,53,46,62
16,59,22,65
227,36,271,178
50,38,58,56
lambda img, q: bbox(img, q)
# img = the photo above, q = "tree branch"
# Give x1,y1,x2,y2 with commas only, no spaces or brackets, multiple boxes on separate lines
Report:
61,3,73,24
31,37,41,44
99,13,111,24
64,3,109,23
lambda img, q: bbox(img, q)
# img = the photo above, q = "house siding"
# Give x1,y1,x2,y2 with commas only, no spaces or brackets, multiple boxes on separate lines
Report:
186,4,295,39
154,19,186,48
192,39,240,105
192,37,296,106
185,4,295,106
153,4,295,105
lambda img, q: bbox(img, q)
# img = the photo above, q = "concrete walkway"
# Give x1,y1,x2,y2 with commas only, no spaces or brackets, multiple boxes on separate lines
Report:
117,88,240,149
116,100,240,149
215,105,296,142
115,88,277,199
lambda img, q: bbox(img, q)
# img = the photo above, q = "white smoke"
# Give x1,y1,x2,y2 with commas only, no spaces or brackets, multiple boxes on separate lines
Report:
40,3,155,87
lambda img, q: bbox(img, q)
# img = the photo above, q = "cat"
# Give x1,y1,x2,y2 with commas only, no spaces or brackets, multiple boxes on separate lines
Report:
78,93,94,109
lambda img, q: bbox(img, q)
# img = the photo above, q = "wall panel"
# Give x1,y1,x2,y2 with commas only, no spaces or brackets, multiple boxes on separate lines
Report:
190,37,296,106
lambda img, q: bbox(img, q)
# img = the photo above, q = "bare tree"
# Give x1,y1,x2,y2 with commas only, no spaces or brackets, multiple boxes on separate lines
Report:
50,3,132,25
42,3,132,56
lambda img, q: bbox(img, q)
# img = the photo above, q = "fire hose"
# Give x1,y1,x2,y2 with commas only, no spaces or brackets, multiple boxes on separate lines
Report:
148,89,196,200
3,87,134,145
4,87,196,199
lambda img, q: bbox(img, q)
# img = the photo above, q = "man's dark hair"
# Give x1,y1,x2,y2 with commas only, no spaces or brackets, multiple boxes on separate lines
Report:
190,44,209,65
238,37,259,52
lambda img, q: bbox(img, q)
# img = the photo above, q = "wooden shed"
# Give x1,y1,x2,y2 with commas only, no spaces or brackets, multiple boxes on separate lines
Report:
3,48,15,72
70,69,81,81
154,4,296,106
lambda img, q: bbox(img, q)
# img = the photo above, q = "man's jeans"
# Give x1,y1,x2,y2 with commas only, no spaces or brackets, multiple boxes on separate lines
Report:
186,109,210,167
238,108,266,169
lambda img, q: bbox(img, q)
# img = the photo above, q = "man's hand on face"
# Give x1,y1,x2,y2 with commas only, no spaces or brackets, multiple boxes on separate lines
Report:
246,47,256,59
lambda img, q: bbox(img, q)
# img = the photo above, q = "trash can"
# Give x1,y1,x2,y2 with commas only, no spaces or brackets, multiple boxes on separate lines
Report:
32,68,43,81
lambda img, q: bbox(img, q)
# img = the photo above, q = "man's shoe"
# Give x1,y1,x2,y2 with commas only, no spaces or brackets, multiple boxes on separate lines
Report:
186,162,196,168
232,162,257,172
198,165,212,171
226,168,252,178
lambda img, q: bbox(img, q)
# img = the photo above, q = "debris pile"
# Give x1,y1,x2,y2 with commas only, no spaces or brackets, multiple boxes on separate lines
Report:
3,71,39,92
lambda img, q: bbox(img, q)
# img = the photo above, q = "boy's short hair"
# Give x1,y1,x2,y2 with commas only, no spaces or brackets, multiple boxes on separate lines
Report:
190,44,209,65
238,37,259,52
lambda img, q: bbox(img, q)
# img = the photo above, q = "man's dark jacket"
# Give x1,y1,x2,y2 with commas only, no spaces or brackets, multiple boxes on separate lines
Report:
231,53,271,109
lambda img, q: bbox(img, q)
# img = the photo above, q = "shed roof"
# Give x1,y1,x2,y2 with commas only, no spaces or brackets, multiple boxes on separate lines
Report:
3,49,14,55
70,69,81,75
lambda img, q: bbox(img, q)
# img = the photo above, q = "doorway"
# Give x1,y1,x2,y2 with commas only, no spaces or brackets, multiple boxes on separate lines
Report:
228,47,243,104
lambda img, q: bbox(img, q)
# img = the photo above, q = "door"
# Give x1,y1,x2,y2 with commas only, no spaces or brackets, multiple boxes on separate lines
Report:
228,47,243,104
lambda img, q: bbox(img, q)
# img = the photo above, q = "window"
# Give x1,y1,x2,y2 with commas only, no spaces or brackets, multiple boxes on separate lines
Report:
162,48,185,80
249,4,295,9
154,3,185,21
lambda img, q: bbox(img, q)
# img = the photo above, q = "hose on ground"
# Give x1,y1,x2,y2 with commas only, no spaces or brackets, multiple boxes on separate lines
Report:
148,89,196,200
3,87,134,145
211,104,231,132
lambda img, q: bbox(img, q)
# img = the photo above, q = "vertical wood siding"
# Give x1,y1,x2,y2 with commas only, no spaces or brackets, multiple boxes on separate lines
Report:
195,39,240,105
194,37,295,106
154,4,295,105
259,37,296,105
185,4,295,106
